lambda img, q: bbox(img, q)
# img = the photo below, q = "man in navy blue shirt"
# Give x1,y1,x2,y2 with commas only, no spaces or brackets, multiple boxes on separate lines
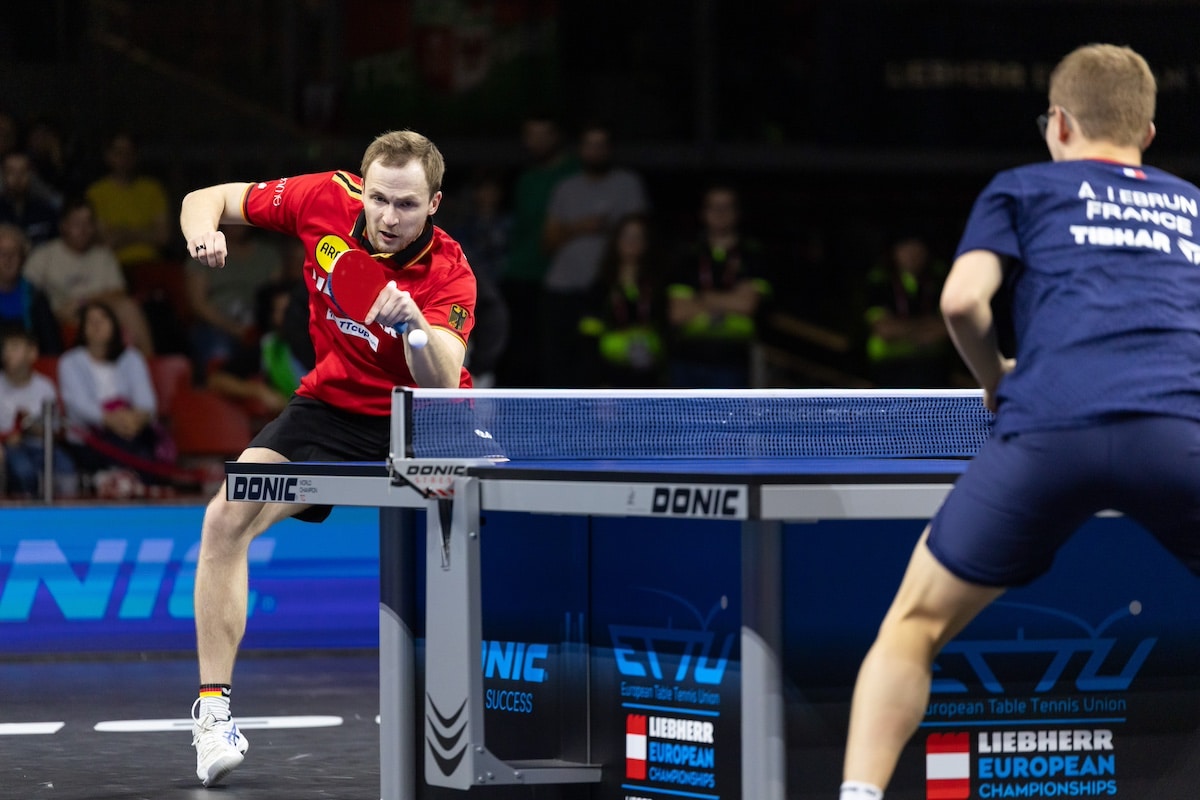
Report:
840,44,1200,800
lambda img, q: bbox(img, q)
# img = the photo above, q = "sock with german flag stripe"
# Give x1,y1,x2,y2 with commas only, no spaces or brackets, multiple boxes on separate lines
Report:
198,684,232,720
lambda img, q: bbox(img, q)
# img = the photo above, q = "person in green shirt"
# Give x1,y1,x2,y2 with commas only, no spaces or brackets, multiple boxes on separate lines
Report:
496,115,578,386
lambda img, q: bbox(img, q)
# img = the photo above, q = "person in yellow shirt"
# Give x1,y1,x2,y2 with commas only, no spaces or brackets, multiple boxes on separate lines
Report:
85,132,170,270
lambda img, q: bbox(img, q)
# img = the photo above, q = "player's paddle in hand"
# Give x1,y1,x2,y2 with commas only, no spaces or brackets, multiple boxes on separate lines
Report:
327,249,427,348
328,248,396,324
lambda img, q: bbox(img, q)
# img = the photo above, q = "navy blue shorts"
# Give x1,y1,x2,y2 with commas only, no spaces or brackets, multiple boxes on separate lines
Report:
928,415,1200,586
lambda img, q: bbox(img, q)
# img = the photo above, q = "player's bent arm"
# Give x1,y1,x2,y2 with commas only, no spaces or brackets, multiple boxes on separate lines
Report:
181,183,254,268
940,249,1006,393
406,328,467,388
180,183,252,236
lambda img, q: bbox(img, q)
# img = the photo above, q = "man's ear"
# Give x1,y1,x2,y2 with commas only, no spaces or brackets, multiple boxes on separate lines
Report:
1057,108,1073,144
1142,121,1157,151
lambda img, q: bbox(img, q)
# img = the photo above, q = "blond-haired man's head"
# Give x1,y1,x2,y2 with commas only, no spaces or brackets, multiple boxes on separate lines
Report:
1048,44,1155,149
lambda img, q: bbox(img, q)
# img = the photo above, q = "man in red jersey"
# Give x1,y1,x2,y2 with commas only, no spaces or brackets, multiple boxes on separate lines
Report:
179,129,475,787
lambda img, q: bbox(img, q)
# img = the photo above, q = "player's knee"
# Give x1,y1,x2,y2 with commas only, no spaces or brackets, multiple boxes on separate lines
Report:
201,495,259,552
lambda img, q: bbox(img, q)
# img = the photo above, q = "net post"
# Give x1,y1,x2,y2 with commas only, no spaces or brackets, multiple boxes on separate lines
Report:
390,387,415,466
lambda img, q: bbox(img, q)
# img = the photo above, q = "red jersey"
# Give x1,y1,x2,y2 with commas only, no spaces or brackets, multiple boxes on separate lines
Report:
242,171,475,415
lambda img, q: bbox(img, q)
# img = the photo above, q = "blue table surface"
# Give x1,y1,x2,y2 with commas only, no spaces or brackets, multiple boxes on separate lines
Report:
230,457,969,483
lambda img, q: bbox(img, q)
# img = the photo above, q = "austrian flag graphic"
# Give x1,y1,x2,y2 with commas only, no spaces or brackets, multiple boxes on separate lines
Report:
926,733,970,799
626,714,648,779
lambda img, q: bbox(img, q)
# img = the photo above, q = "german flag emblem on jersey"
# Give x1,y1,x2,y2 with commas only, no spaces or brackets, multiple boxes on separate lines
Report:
449,304,469,331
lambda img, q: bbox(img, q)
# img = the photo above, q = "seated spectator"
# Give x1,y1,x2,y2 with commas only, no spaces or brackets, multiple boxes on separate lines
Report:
863,234,952,387
0,328,77,498
24,198,155,355
57,301,175,494
85,132,170,270
0,223,61,354
666,186,772,388
186,225,284,370
0,151,59,246
206,279,310,419
579,214,667,387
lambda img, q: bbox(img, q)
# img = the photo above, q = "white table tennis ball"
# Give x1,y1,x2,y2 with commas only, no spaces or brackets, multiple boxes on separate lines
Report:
408,328,428,349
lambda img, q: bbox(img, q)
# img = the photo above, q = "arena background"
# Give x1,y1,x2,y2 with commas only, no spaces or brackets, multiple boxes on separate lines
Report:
5,1,1200,301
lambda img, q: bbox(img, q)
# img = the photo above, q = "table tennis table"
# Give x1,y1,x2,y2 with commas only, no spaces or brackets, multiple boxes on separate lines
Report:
226,388,988,800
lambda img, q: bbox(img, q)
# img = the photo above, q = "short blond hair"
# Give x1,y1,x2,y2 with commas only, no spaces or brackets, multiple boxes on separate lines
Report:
360,129,445,196
1049,44,1155,148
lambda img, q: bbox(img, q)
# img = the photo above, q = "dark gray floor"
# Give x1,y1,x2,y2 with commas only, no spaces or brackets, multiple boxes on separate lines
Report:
1,652,381,800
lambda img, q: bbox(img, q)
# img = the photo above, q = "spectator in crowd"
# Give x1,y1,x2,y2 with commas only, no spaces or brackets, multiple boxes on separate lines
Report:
0,327,77,498
579,213,668,387
0,151,59,246
496,115,579,386
206,279,310,419
85,131,170,270
862,234,952,387
445,170,510,284
26,115,85,202
0,223,62,355
57,300,174,493
24,198,155,355
185,224,284,371
666,185,772,388
0,111,17,162
541,123,648,386
441,170,511,387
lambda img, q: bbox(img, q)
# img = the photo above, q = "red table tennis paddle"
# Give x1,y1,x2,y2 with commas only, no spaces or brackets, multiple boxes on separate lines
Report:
328,248,394,324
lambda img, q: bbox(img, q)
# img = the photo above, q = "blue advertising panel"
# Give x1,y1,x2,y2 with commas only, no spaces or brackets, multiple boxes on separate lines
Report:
458,510,592,761
0,505,380,654
452,511,743,798
783,517,1200,799
589,516,742,800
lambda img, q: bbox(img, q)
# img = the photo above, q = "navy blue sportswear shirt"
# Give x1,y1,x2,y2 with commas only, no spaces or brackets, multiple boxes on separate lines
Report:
956,159,1200,437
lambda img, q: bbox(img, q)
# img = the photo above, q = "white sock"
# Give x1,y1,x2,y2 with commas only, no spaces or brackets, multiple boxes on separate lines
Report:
199,695,231,720
840,780,884,800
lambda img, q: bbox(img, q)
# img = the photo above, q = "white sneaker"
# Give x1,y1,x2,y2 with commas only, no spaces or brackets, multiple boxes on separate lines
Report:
191,698,249,787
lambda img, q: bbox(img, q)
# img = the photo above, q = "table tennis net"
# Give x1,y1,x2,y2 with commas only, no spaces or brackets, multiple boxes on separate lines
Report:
397,389,993,461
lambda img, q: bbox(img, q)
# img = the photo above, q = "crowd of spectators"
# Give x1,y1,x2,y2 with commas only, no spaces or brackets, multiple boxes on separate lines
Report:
0,109,969,500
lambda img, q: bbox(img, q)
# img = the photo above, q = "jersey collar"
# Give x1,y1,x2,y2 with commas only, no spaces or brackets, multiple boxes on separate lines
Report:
352,215,436,269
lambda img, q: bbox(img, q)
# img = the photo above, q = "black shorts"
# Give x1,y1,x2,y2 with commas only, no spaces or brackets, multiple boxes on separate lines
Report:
250,395,391,522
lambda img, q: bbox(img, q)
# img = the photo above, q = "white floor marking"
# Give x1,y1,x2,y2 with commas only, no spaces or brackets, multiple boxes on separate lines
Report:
0,722,65,735
94,715,344,733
